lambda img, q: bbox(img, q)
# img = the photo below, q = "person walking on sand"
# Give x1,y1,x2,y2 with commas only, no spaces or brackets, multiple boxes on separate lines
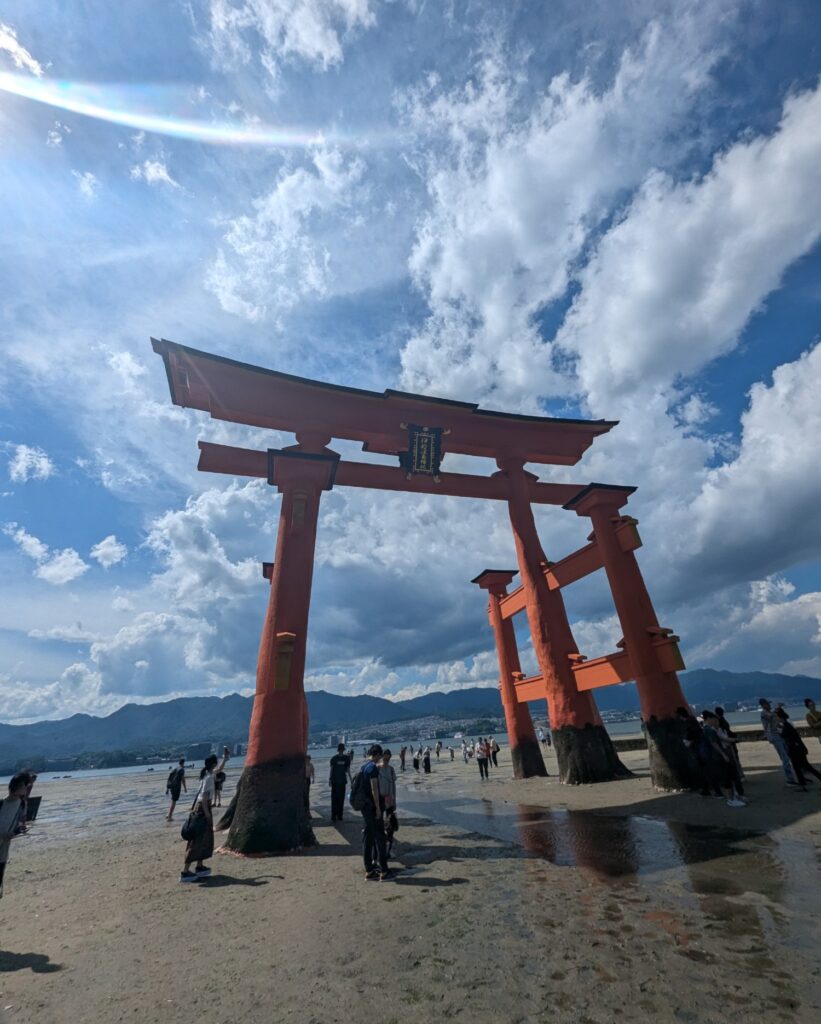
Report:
399,746,407,771
0,774,29,899
435,740,442,760
490,737,500,768
214,768,226,807
537,726,546,746
805,699,821,744
449,746,455,761
776,708,821,791
166,758,187,821
760,698,798,785
180,751,228,882
329,743,352,821
360,745,391,881
412,747,421,772
423,747,432,774
476,738,489,780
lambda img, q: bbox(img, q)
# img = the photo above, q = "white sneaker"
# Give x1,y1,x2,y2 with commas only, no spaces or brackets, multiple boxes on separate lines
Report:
726,798,745,807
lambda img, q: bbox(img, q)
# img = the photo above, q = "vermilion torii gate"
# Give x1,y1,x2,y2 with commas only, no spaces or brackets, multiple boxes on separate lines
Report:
152,338,689,855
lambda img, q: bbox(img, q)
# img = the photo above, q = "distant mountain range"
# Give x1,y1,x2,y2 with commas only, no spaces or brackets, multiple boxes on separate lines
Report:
2,668,819,770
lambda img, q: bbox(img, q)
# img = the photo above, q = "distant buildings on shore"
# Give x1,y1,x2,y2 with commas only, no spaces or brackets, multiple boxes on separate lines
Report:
185,741,245,761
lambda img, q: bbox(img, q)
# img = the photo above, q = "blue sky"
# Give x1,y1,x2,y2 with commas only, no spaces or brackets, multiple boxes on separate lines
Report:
1,1,821,723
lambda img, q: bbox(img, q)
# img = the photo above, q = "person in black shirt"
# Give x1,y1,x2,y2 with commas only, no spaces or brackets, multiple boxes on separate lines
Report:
166,758,187,821
715,705,744,781
676,706,716,795
328,743,352,821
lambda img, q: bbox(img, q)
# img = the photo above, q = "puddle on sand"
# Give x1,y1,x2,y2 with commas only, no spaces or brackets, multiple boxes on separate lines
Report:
396,788,821,975
395,787,801,902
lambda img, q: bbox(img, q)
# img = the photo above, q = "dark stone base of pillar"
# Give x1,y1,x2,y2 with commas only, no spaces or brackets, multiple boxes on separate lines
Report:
552,724,633,785
215,777,241,832
645,716,697,791
223,758,316,855
511,738,549,779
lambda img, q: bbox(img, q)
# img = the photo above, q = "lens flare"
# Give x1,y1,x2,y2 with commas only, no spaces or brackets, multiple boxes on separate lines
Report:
0,72,360,147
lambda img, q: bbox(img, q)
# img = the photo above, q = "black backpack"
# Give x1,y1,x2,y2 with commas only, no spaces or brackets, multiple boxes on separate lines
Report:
349,769,369,811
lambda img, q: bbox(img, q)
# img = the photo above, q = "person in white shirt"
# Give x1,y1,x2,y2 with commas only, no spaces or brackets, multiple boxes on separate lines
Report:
180,749,229,883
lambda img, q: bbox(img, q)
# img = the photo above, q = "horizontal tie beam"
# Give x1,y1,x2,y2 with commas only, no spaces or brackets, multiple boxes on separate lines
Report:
571,636,686,693
500,518,642,618
196,441,586,505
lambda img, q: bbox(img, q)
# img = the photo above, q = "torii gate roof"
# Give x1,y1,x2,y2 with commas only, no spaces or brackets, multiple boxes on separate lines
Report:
151,338,616,465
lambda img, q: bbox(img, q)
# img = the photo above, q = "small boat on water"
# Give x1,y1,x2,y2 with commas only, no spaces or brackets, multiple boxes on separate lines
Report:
453,732,463,739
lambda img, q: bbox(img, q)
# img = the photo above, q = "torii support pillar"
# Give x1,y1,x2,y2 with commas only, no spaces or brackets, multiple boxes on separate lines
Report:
565,485,691,791
498,458,630,785
472,570,547,779
224,446,338,854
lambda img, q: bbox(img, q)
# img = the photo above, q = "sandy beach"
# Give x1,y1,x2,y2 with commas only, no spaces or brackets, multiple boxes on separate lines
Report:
2,741,821,1024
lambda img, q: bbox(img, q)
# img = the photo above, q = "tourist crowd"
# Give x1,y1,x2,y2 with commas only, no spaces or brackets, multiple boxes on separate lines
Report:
675,698,821,805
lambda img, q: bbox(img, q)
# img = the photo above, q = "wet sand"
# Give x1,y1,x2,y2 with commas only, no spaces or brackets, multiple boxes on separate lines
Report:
2,741,821,1024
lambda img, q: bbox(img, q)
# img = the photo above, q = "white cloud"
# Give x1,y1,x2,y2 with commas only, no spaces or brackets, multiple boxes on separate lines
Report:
4,523,49,561
557,84,821,410
683,578,821,676
690,343,821,584
0,663,118,724
305,657,402,698
72,170,100,200
144,482,267,608
431,649,500,691
4,522,90,585
675,394,719,430
90,535,128,569
395,28,821,638
0,22,44,76
28,622,100,643
34,548,91,586
7,443,55,482
207,0,377,76
89,611,228,696
46,121,71,147
205,147,365,321
130,159,183,190
398,12,734,407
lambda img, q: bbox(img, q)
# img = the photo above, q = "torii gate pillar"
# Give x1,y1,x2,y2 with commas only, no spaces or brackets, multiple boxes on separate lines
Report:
224,442,338,854
497,458,630,784
472,570,548,779
565,485,692,790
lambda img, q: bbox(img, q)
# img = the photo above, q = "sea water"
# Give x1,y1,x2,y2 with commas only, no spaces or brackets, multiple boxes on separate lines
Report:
2,704,809,787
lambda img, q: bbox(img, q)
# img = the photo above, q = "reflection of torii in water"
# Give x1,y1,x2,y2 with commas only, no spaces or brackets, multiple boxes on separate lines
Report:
152,337,691,855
